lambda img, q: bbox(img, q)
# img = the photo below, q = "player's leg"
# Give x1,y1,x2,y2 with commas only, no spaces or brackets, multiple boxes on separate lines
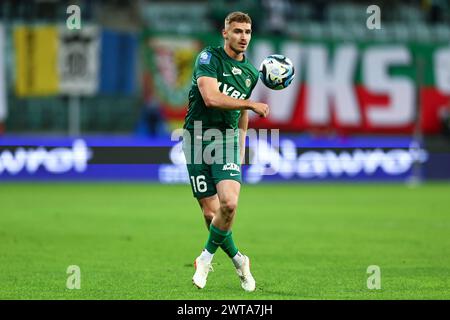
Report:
211,179,240,229
183,137,219,289
198,181,241,257
206,137,256,291
205,135,243,253
192,195,218,289
196,138,242,257
197,195,219,230
208,180,255,292
201,179,239,258
198,195,245,266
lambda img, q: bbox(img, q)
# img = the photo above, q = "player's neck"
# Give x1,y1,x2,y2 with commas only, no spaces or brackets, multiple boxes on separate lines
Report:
223,44,244,62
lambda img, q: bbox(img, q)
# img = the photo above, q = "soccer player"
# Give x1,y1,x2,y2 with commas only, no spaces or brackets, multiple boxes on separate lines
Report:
182,11,269,291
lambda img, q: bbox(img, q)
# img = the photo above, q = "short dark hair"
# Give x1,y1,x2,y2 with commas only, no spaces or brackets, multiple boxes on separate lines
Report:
224,12,252,28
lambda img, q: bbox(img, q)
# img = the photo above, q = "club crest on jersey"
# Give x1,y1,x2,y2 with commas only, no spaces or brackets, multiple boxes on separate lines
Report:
222,163,241,172
232,67,242,75
246,78,251,87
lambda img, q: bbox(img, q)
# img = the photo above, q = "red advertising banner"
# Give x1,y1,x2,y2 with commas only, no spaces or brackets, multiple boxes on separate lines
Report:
143,34,450,134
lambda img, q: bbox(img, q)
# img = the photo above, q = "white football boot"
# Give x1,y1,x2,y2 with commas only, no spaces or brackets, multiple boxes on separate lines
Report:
235,255,256,292
192,257,213,289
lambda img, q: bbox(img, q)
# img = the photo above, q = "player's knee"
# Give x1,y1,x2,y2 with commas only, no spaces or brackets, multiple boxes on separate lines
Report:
220,198,238,215
203,210,214,223
222,210,235,225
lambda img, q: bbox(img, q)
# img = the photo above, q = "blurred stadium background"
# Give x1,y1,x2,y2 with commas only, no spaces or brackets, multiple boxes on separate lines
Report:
0,0,449,182
1,0,450,299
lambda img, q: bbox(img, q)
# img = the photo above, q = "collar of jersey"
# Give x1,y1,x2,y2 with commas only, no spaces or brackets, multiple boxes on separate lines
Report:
219,46,247,64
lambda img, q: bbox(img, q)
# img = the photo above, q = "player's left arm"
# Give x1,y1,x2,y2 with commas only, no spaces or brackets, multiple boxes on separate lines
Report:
238,109,249,165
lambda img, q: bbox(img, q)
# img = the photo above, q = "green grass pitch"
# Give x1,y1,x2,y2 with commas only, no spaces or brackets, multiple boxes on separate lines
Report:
0,182,449,299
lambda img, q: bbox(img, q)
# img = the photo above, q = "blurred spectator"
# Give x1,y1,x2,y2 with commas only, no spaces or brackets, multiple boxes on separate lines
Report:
439,102,450,138
261,0,292,35
311,0,326,22
209,0,231,30
423,0,449,24
136,96,166,137
209,0,261,33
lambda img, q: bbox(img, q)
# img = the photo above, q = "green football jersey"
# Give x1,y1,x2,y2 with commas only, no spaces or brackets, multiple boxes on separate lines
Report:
183,46,259,133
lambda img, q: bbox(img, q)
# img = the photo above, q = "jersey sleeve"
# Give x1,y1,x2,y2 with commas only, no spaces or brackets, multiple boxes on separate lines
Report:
194,49,220,80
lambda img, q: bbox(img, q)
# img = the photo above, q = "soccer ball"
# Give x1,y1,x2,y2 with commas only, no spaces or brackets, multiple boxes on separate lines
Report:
259,54,295,90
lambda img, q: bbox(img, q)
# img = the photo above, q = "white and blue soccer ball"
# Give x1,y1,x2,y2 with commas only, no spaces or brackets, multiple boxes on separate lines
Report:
259,54,295,90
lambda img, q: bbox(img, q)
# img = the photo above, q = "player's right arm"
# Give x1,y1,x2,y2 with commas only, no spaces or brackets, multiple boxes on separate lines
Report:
198,76,269,117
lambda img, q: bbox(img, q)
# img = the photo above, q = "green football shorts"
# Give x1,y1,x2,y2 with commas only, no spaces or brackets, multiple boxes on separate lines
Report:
182,130,242,199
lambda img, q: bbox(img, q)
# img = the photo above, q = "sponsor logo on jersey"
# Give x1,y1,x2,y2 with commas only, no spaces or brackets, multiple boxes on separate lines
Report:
222,163,241,172
231,67,242,75
217,82,247,100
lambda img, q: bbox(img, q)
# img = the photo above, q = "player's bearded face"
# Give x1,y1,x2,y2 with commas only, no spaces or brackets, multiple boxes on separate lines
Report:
223,22,252,54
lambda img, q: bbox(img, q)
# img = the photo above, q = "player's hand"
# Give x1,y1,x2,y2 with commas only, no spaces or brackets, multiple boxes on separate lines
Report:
250,102,269,118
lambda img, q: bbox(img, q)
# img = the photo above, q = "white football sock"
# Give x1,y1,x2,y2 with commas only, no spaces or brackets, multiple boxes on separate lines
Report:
199,249,214,264
232,251,245,268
